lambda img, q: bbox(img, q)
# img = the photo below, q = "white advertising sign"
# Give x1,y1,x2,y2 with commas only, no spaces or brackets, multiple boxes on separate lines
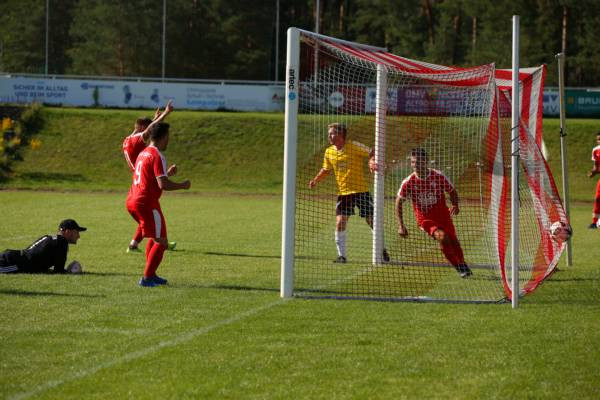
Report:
0,76,285,112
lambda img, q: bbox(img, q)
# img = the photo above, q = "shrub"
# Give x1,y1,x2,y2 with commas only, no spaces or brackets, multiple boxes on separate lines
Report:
0,103,44,178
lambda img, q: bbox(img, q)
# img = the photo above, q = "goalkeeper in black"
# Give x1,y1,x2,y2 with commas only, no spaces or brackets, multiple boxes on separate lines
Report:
0,219,86,274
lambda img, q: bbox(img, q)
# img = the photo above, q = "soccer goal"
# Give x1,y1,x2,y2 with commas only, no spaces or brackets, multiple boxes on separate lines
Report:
281,28,569,303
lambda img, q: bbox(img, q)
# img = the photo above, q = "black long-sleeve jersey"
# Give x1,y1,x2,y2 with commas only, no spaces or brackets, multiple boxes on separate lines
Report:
19,234,69,273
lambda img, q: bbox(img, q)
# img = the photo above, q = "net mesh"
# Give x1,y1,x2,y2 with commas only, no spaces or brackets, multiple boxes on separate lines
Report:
290,32,567,302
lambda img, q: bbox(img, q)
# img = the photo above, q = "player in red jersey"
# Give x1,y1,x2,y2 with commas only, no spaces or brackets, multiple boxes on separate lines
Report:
586,132,600,228
126,122,191,287
123,100,176,252
395,148,471,278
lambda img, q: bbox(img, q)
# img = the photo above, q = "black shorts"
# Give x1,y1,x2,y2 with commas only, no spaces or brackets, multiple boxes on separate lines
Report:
336,192,374,218
0,250,24,273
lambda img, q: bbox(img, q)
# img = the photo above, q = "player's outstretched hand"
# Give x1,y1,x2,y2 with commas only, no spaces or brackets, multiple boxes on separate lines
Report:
66,260,83,274
368,158,378,173
182,180,191,190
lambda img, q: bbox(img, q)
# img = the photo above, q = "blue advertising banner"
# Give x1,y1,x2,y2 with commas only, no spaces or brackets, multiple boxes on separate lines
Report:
543,88,600,118
0,76,285,112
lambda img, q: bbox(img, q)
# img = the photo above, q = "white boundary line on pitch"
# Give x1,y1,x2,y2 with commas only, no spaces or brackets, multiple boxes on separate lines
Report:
9,298,287,400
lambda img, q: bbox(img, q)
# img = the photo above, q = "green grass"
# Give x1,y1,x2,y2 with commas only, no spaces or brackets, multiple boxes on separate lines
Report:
1,110,599,398
2,107,599,201
1,108,286,193
1,190,599,399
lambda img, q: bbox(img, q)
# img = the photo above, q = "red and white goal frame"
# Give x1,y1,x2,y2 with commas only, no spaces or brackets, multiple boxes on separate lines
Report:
281,20,569,305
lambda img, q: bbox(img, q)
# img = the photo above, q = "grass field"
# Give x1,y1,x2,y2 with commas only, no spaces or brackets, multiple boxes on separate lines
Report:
0,191,599,399
1,109,599,399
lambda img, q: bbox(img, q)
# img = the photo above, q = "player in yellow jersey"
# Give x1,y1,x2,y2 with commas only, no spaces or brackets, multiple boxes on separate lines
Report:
309,123,390,263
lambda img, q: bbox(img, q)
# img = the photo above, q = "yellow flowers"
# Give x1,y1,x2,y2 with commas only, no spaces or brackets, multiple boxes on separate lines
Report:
1,117,12,131
30,138,42,150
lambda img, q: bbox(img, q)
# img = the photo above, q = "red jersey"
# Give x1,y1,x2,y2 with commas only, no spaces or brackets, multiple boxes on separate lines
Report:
127,145,167,207
591,145,600,166
397,169,455,225
123,132,147,171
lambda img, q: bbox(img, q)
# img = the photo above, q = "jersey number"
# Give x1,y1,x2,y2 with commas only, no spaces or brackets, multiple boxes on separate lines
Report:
134,161,142,185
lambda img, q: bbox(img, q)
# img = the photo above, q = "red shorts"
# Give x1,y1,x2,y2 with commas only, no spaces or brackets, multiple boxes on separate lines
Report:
419,217,457,238
127,203,167,239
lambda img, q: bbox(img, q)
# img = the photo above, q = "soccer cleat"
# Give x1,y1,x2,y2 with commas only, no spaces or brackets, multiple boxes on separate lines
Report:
333,256,347,264
588,223,597,229
456,263,472,278
126,245,141,254
167,241,177,251
150,275,168,285
138,277,157,287
382,248,390,263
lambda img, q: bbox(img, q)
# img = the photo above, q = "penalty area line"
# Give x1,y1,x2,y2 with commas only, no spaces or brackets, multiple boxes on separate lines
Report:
9,298,288,400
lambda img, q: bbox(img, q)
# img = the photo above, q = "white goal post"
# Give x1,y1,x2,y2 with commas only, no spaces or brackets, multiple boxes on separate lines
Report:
281,26,569,304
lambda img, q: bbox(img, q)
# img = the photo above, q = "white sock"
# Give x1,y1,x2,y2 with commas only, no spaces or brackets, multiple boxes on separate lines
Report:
335,230,347,258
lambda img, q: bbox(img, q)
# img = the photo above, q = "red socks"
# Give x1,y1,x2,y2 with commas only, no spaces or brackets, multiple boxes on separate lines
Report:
440,237,465,267
144,239,166,278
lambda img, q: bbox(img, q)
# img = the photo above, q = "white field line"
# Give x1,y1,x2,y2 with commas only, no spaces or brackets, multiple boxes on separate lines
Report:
9,298,287,400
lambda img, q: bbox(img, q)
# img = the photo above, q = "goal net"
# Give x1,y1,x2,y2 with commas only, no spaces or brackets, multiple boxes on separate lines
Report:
281,29,568,303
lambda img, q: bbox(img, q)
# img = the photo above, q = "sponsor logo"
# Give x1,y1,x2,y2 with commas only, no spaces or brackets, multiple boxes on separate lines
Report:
80,82,115,90
288,68,296,90
287,68,297,101
578,96,600,105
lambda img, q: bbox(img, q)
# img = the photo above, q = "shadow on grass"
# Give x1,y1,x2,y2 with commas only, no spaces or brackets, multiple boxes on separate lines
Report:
203,251,280,260
18,172,88,182
0,288,105,298
84,271,139,277
547,276,600,282
174,283,279,293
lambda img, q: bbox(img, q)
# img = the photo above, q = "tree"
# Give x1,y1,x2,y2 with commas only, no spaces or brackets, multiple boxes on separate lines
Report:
348,0,429,57
68,0,162,76
569,1,600,86
0,0,46,73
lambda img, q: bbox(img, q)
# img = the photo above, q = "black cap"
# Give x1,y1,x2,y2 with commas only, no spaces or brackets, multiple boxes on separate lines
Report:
59,219,87,232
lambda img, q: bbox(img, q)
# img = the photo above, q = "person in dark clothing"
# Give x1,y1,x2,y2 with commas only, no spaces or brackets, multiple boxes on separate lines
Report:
0,219,86,274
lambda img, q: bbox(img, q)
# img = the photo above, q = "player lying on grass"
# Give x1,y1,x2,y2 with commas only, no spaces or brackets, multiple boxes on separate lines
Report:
122,100,176,252
0,219,85,274
395,148,472,278
308,122,390,264
126,122,191,287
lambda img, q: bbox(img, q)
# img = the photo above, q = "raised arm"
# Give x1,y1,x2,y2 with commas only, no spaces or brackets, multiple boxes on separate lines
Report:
142,100,173,141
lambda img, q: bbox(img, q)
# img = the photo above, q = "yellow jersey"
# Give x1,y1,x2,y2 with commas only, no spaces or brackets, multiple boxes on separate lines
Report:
322,140,371,195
